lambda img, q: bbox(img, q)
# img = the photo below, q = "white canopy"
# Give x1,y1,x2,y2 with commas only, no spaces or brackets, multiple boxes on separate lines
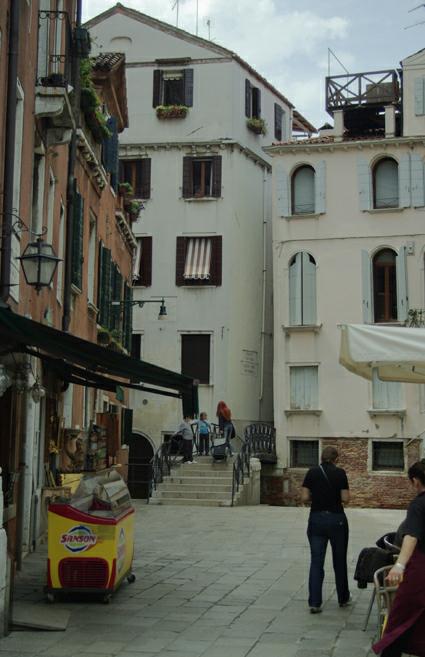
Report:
339,323,425,383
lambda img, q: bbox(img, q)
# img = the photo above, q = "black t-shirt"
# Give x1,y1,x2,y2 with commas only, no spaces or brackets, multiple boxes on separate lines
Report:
302,462,349,514
402,491,425,553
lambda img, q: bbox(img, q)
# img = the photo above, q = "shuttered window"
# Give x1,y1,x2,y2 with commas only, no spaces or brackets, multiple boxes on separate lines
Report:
373,158,399,209
110,264,123,337
372,370,402,410
292,165,315,214
176,236,222,287
274,104,284,141
153,68,194,107
71,190,84,290
102,116,119,192
415,77,425,116
372,441,404,471
97,242,112,328
289,366,318,410
181,334,210,384
133,236,152,287
372,249,397,323
290,440,319,468
182,156,222,198
122,282,133,352
244,79,261,118
120,159,151,199
289,252,317,326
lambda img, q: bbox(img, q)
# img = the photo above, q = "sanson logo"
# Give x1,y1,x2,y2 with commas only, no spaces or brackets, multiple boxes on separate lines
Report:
60,525,97,553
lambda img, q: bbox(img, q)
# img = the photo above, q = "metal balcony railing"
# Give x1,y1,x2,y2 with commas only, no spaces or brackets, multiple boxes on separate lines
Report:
326,70,400,114
37,10,73,88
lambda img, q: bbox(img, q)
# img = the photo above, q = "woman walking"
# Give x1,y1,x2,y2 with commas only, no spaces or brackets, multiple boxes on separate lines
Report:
373,460,425,657
216,401,234,456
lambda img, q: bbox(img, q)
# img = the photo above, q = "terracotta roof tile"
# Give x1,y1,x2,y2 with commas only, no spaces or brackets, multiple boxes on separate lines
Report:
272,133,389,147
92,52,125,71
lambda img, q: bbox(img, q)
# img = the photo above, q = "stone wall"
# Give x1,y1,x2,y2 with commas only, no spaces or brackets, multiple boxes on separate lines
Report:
261,438,422,509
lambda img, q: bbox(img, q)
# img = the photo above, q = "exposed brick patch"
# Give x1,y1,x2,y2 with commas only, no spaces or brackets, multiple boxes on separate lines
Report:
261,437,422,509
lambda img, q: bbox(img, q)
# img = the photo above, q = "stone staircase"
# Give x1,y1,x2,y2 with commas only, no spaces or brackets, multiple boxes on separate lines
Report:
150,456,235,507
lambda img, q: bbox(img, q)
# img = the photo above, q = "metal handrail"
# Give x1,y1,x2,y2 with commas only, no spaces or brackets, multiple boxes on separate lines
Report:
231,423,276,506
37,10,73,87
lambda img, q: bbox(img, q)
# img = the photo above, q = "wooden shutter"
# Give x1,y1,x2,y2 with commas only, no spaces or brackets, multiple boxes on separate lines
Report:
290,366,318,410
411,152,425,207
153,69,162,107
361,249,372,323
357,157,372,211
274,104,283,141
182,157,193,198
212,156,222,198
210,236,222,286
97,241,105,315
184,68,194,106
276,163,290,217
245,79,251,118
415,77,425,116
372,369,402,409
121,408,133,443
140,236,152,287
176,236,187,286
396,245,408,322
252,86,261,118
302,252,316,325
315,160,326,214
104,247,112,329
140,159,151,199
399,154,411,208
122,282,133,352
71,191,84,289
289,253,302,325
110,264,123,333
103,117,119,191
181,334,210,383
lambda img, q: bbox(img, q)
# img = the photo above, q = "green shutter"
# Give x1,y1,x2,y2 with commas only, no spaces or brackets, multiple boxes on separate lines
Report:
71,191,84,289
98,245,112,329
123,283,133,352
103,117,119,192
110,264,123,336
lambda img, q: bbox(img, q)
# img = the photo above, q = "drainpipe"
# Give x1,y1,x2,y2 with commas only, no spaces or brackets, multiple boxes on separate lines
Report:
62,0,82,331
259,168,268,416
0,1,20,301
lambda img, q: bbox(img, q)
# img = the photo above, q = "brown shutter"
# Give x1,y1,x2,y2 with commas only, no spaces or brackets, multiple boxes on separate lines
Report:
181,334,210,384
141,236,152,287
274,103,283,141
182,157,193,198
176,236,187,286
252,87,261,118
153,70,162,107
245,79,251,118
184,68,194,106
212,156,222,198
140,158,151,199
210,236,222,286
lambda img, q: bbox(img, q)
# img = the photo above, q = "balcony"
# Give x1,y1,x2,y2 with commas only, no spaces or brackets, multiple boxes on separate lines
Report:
326,69,400,114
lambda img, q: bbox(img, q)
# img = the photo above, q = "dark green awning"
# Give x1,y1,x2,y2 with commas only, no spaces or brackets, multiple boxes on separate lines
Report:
0,306,198,415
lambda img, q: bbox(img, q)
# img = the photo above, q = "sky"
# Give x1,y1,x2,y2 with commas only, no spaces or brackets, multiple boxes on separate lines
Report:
83,1,425,129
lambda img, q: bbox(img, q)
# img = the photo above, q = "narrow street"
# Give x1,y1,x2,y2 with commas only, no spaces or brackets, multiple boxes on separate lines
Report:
5,503,404,657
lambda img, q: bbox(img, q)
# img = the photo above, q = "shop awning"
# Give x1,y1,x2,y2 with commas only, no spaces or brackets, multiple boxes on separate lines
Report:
339,323,425,383
0,305,198,415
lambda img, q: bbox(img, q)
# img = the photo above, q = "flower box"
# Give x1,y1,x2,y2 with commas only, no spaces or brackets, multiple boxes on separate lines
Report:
247,117,267,135
156,105,189,120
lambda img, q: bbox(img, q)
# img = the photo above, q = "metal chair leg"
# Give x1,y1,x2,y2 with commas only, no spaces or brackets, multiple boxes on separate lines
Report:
363,587,376,631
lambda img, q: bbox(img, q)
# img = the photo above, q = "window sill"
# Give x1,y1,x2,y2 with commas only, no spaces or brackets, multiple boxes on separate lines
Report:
183,197,220,202
179,284,218,288
132,284,151,288
283,324,322,334
284,213,322,220
285,409,322,416
370,469,406,476
71,284,82,296
87,302,99,315
367,409,406,418
365,207,403,214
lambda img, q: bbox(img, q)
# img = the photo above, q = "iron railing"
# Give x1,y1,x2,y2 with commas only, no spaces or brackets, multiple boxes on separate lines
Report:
326,70,400,113
37,10,73,87
231,423,276,506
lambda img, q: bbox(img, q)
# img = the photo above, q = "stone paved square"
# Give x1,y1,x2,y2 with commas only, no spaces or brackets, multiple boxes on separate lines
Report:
4,503,405,657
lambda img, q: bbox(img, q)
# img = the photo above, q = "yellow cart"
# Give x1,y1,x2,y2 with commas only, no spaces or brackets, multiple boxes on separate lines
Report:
47,469,135,602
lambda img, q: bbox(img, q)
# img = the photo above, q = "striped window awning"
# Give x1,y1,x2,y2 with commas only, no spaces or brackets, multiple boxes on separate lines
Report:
133,239,142,280
183,238,212,280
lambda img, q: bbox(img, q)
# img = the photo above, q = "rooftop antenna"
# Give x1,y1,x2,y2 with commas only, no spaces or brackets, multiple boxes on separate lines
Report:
206,18,211,40
171,0,179,28
405,3,425,28
196,0,199,35
327,48,349,77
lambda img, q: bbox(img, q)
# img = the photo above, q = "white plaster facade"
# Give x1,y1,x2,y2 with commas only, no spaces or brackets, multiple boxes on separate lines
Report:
87,6,312,445
267,49,425,490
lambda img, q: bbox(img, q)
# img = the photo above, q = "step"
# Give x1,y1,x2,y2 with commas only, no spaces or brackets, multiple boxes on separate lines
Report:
149,497,232,507
160,482,233,493
155,490,231,500
164,475,232,484
171,468,233,478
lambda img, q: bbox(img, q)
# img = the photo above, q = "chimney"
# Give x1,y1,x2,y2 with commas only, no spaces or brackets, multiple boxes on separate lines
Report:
333,110,345,142
385,105,396,138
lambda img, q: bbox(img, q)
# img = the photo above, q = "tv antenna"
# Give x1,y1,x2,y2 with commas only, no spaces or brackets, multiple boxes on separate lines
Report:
206,18,212,40
196,0,199,35
405,3,425,28
327,48,349,77
171,0,179,28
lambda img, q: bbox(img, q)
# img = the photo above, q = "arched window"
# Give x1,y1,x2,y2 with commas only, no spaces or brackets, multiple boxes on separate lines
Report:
373,249,397,322
291,165,315,215
373,158,399,209
289,252,317,325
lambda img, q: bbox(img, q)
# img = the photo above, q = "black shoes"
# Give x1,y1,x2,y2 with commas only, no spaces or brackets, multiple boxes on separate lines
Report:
339,596,352,608
309,606,322,614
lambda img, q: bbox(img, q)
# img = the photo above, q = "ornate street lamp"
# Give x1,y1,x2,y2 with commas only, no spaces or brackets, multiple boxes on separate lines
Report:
17,237,61,292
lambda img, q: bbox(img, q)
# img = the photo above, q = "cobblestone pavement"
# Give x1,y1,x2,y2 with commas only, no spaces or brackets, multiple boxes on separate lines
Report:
3,503,405,657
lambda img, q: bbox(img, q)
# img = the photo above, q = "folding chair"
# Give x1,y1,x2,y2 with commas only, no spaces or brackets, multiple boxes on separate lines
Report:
373,565,399,639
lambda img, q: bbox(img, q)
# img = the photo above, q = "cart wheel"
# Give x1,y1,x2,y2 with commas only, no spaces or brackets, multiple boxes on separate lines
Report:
46,592,55,603
102,594,112,604
127,573,136,584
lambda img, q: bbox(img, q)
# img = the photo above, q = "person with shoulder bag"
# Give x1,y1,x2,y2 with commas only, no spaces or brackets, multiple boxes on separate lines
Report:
301,446,351,614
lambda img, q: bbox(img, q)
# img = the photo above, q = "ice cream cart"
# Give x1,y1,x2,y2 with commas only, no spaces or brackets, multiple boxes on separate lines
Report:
47,468,135,602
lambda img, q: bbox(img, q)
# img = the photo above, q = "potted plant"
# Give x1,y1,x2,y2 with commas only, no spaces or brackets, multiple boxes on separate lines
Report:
156,104,189,120
97,327,111,345
247,117,267,135
80,59,112,143
118,182,134,197
127,199,144,220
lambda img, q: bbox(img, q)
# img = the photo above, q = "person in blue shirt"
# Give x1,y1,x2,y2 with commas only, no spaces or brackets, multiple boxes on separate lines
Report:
197,412,211,456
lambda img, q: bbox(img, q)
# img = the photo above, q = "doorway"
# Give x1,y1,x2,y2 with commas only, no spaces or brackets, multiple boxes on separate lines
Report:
126,433,154,499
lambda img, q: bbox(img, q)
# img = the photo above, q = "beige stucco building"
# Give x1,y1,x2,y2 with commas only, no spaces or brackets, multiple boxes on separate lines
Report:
265,49,425,508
